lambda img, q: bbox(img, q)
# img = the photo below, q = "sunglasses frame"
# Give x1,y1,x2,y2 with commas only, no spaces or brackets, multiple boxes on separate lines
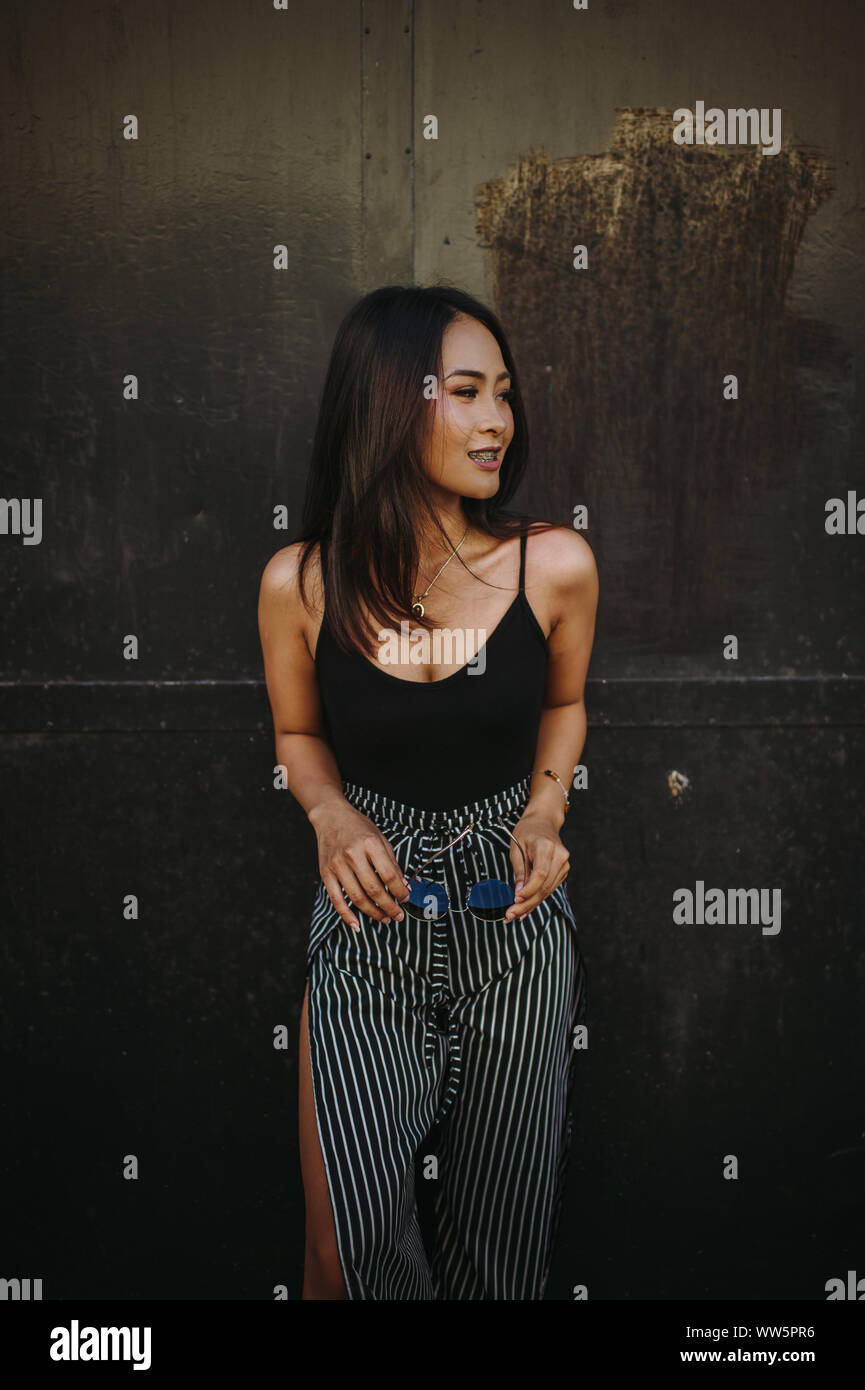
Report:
403,817,528,923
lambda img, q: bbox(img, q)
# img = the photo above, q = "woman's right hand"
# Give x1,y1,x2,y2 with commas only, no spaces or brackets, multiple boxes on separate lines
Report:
311,800,410,931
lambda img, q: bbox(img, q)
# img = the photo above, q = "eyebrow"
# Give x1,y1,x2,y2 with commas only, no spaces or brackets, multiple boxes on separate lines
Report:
444,367,511,382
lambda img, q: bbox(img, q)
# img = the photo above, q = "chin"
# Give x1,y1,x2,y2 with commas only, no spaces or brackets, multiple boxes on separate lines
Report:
455,472,501,499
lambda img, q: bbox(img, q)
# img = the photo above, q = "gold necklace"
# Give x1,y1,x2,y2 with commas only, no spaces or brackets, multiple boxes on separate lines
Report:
411,524,469,618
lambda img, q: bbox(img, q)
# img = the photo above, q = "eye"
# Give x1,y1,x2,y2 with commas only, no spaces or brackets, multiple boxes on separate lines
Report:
452,387,513,400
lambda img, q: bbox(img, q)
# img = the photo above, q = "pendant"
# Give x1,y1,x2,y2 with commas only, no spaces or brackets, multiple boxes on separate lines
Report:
411,600,424,618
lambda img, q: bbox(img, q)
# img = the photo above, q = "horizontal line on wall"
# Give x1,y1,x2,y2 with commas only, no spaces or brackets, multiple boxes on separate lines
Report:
0,676,861,733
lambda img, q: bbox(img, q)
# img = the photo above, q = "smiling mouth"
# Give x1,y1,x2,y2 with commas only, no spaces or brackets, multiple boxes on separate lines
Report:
467,448,501,462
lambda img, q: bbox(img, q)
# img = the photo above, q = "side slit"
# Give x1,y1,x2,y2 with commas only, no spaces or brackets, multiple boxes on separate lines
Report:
303,967,354,1299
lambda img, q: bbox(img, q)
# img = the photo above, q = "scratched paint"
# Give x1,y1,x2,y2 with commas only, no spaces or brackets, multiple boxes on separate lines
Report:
476,109,835,664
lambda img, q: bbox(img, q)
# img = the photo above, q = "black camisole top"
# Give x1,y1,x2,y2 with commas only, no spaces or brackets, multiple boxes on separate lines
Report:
314,528,548,810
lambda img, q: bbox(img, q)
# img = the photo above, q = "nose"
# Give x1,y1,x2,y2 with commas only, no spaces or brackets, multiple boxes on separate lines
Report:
478,396,509,433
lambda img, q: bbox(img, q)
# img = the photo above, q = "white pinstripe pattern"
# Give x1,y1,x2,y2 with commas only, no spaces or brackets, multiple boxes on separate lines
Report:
305,774,587,1299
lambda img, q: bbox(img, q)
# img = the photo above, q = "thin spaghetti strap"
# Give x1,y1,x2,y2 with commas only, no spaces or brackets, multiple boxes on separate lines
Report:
518,527,527,592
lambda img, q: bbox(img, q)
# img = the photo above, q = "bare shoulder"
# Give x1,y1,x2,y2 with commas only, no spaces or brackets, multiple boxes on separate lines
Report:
527,524,598,599
258,542,325,666
259,540,324,613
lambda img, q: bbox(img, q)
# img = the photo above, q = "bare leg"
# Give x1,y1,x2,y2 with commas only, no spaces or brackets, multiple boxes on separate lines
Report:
299,979,348,1299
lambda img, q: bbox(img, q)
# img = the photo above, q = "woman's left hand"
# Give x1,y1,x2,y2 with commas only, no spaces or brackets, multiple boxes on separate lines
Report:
505,812,570,921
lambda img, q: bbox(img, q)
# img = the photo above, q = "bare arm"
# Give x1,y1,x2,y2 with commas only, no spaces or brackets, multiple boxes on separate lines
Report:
257,543,409,929
505,528,599,921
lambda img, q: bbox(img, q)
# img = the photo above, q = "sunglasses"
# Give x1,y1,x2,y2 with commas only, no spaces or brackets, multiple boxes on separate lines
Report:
402,818,528,923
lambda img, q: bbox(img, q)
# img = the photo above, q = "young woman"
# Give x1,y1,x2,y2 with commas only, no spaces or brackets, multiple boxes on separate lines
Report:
258,284,598,1300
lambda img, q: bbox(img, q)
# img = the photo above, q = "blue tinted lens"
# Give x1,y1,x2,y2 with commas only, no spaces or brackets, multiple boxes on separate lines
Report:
466,878,513,920
406,879,450,919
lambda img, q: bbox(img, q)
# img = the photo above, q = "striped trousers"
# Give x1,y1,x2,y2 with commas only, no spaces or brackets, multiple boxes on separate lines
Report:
305,774,587,1300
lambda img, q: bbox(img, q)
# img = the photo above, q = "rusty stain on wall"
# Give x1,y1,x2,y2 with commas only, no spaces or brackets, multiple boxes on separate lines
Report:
476,109,836,655
667,769,691,805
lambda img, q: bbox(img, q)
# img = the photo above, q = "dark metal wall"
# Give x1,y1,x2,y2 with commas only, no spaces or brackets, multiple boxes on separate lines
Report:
1,0,863,1300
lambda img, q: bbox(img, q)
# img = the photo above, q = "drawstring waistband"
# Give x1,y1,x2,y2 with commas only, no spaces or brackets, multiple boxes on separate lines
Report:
340,773,533,832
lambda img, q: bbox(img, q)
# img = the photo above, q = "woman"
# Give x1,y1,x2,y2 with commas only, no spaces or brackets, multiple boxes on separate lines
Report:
258,284,598,1300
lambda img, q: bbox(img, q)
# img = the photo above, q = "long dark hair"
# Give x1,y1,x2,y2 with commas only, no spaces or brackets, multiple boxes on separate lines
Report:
294,283,560,659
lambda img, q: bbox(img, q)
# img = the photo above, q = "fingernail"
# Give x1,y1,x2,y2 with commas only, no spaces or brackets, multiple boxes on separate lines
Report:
396,911,404,922
350,920,359,930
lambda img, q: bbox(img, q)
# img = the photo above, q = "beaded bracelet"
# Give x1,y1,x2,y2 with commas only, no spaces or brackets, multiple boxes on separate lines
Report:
530,768,571,813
